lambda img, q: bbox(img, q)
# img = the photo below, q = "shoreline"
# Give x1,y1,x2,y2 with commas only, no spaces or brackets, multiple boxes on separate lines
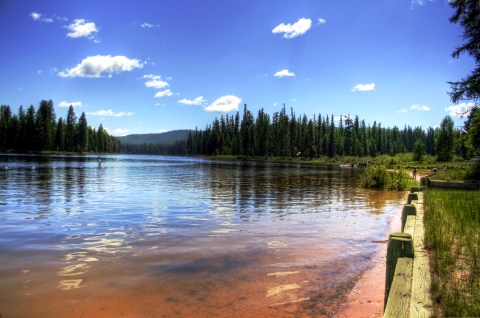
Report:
335,193,405,318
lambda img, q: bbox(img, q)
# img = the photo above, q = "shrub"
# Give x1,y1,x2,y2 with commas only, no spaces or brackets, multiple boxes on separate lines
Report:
360,164,413,190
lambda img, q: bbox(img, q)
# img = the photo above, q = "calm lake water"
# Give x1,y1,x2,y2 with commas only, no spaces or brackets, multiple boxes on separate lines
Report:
0,154,403,318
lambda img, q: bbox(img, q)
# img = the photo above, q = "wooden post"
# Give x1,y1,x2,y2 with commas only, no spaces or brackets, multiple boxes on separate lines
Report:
384,232,414,309
407,193,418,204
410,186,423,193
383,257,413,318
401,204,417,231
420,176,430,187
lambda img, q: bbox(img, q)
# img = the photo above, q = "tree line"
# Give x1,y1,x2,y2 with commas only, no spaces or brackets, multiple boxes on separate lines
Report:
0,100,120,153
186,104,472,161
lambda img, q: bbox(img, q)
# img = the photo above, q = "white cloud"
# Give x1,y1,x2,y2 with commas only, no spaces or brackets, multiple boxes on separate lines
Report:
411,0,435,8
272,18,312,39
352,83,375,92
158,129,169,133
30,12,54,23
178,96,206,105
154,89,174,98
274,69,295,77
445,102,475,117
143,74,169,89
410,104,431,111
141,22,159,28
59,101,82,108
204,95,241,112
142,74,158,79
55,15,68,22
395,108,408,113
66,19,99,41
105,127,129,136
333,115,342,122
87,109,134,117
59,55,144,78
146,80,169,89
31,12,42,20
318,18,327,24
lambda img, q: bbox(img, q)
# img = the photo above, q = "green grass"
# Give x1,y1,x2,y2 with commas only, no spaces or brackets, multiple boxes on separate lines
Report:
426,163,480,181
424,189,480,317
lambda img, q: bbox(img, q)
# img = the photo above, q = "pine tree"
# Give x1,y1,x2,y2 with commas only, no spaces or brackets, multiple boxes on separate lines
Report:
78,112,89,152
426,127,436,156
0,105,11,149
413,139,425,162
55,118,65,151
16,106,26,151
36,100,56,151
25,105,37,151
240,104,254,156
435,116,456,161
448,0,480,105
65,105,77,152
328,115,335,157
464,107,480,157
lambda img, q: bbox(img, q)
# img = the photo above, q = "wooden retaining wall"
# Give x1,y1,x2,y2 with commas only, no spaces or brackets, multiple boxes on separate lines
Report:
383,189,433,318
421,177,479,190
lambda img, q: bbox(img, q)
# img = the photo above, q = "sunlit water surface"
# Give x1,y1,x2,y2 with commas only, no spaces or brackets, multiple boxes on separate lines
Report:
0,154,403,317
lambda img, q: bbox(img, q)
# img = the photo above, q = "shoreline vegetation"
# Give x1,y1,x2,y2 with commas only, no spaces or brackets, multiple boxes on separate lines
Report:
424,189,480,317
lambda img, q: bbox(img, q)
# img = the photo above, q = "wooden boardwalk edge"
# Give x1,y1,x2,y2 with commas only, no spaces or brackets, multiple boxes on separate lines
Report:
410,194,434,318
384,191,433,318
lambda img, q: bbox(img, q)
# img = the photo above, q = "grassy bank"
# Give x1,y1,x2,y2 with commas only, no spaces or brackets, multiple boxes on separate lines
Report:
424,188,480,317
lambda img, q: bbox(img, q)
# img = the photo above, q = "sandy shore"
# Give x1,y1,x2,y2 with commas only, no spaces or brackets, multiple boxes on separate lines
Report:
335,195,404,318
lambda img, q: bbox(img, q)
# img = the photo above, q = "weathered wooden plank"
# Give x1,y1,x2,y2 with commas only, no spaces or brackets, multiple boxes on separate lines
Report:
429,179,480,189
401,204,417,232
410,197,433,318
383,257,413,318
403,215,416,238
410,253,433,318
415,192,424,204
385,233,414,307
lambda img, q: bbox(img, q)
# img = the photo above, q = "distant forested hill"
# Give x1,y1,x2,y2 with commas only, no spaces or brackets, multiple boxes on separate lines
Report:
119,130,193,155
118,130,193,145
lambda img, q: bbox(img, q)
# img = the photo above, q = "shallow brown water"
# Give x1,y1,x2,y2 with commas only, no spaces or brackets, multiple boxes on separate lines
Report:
0,154,403,317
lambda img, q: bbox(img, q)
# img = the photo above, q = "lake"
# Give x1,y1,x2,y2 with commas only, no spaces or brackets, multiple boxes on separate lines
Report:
0,154,403,317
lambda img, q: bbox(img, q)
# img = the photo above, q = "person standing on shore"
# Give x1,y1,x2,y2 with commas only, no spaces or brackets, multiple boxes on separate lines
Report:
413,167,417,180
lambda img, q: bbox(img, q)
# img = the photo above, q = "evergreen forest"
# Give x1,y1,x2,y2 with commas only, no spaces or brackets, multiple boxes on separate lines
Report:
0,100,120,153
2,100,477,161
186,104,468,160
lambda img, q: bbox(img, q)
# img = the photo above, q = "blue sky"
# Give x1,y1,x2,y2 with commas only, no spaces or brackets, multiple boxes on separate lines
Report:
0,0,476,136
